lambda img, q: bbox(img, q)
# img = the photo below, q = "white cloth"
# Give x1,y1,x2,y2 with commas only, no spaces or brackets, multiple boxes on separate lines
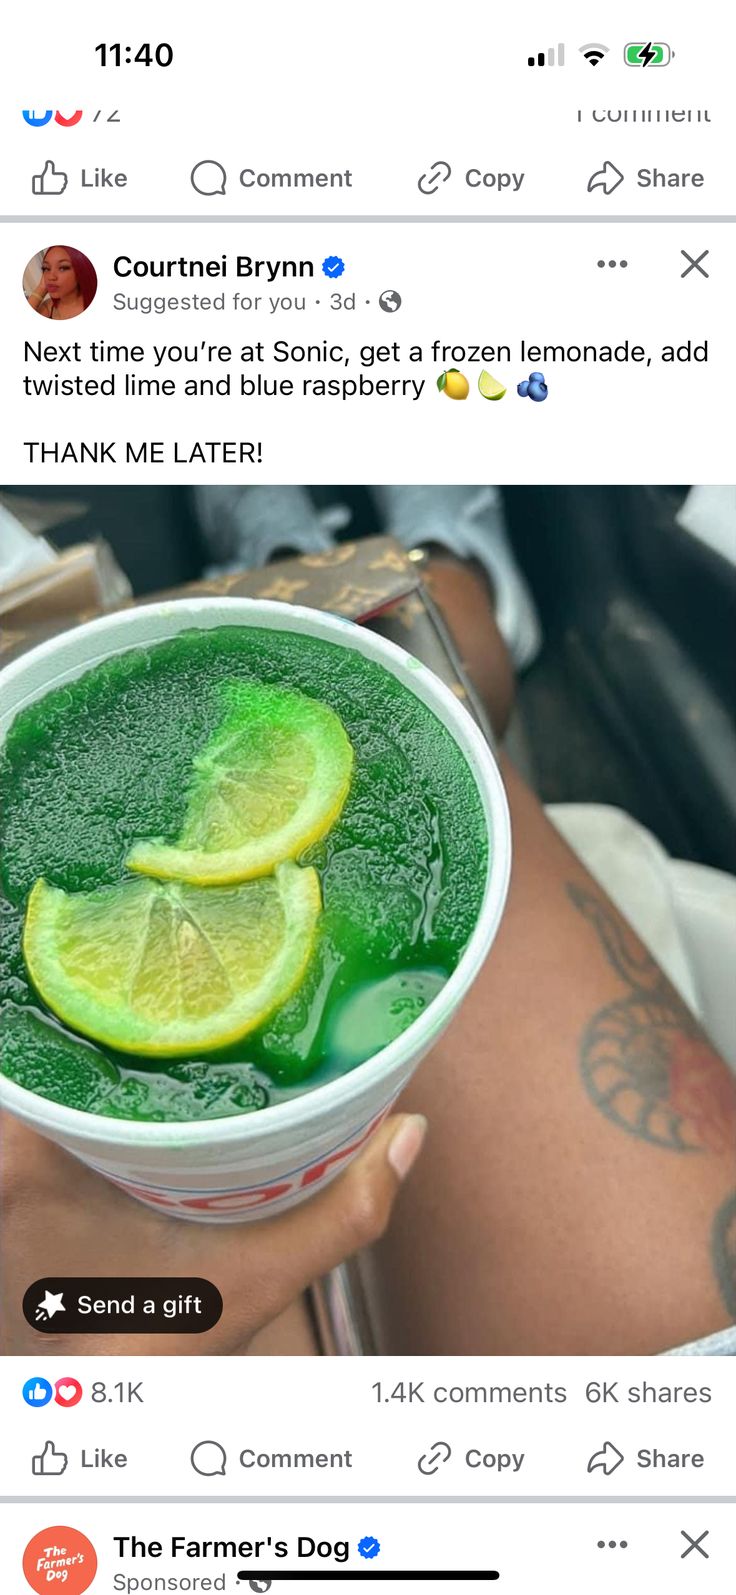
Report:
676,485,736,567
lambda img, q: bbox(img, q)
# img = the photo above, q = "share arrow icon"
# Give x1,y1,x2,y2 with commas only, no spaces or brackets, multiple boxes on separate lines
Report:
587,1440,625,1476
587,161,625,195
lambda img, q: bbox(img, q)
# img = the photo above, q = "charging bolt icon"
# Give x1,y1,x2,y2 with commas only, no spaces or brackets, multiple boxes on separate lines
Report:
624,42,673,66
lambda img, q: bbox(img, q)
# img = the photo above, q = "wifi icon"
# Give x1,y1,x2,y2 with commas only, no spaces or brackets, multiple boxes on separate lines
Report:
580,43,609,66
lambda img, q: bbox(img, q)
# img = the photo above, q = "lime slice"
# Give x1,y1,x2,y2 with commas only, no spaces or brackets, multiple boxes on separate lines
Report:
127,681,353,885
478,370,507,401
23,861,321,1056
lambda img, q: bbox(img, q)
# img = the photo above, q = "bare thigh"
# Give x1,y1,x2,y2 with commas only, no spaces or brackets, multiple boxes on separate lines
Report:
364,558,736,1363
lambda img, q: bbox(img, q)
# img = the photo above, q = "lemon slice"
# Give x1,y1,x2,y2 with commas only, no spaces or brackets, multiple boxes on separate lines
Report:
23,861,321,1056
127,681,353,885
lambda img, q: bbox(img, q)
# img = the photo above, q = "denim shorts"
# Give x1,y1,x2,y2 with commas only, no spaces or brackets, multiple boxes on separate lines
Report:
664,1326,736,1355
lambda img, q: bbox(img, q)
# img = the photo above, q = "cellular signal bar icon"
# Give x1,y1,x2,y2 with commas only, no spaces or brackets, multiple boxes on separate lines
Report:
528,44,565,67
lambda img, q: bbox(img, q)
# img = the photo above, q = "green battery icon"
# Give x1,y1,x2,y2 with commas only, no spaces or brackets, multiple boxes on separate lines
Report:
624,42,672,66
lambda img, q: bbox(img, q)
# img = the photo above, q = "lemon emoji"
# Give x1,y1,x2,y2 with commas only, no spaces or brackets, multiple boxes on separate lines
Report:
478,370,507,401
437,368,469,400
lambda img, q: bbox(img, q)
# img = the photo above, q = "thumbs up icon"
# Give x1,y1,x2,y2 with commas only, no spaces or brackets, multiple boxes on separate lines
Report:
32,1440,68,1475
32,160,68,196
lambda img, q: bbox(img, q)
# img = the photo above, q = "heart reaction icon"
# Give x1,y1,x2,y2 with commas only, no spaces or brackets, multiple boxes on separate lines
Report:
54,1378,83,1407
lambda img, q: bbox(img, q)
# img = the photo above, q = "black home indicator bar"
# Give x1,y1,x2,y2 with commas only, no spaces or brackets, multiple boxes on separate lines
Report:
236,1577,500,1584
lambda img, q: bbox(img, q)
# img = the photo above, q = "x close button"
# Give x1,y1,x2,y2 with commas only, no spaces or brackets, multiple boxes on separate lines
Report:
680,1529,709,1559
681,249,710,278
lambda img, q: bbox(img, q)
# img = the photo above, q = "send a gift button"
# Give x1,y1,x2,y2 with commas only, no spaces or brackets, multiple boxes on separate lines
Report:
23,1276,223,1333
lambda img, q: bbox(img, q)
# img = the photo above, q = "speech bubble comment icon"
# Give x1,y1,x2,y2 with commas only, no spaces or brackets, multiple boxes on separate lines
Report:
191,1440,227,1476
191,160,227,196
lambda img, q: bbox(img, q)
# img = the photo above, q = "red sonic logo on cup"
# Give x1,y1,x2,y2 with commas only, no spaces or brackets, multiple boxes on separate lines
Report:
23,1525,97,1595
96,1103,395,1215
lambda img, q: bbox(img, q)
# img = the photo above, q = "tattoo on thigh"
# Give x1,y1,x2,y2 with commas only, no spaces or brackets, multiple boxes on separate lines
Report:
567,883,736,1153
712,1191,736,1319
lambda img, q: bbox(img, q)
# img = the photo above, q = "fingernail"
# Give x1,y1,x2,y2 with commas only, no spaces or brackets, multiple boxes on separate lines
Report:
387,1115,428,1181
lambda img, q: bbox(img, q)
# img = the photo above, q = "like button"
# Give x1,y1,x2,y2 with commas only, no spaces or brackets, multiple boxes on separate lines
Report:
32,1440,68,1475
32,160,68,196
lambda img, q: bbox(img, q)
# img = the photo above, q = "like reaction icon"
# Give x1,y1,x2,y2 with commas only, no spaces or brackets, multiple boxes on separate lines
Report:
23,1378,53,1408
32,1442,68,1476
32,161,68,196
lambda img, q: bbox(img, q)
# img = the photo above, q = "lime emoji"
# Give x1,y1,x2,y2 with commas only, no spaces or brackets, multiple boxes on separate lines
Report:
437,368,469,400
478,370,507,401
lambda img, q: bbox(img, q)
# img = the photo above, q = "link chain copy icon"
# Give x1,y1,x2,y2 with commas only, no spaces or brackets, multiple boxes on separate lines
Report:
32,160,68,195
32,1441,68,1475
417,160,452,195
587,1440,624,1476
418,1439,452,1475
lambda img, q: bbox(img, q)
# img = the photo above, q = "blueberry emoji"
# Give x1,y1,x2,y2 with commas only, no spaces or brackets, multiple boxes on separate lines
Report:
518,370,549,400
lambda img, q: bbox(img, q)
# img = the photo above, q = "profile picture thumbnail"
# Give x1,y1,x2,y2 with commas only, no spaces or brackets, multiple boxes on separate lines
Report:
23,245,98,320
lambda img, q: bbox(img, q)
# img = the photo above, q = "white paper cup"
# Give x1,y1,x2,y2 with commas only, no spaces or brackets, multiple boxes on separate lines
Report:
0,598,511,1222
